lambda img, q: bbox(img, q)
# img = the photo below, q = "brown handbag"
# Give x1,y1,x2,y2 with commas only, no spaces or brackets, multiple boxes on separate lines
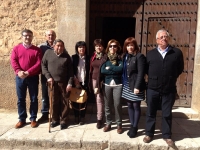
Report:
69,87,88,103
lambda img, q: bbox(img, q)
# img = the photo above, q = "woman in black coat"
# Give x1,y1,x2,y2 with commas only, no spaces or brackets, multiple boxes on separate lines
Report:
71,41,90,125
121,37,146,138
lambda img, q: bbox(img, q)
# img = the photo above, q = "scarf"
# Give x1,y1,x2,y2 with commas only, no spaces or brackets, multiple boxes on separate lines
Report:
107,52,118,65
95,52,103,59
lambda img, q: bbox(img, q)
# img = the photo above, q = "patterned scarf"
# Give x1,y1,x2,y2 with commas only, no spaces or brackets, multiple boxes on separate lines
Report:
95,52,103,59
107,52,118,65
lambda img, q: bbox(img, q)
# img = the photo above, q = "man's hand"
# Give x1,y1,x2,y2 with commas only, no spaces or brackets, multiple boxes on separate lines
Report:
17,71,27,79
47,78,54,87
66,84,72,92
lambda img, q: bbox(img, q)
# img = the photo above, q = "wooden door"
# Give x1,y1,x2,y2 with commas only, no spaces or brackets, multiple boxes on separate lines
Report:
89,0,198,107
142,0,197,107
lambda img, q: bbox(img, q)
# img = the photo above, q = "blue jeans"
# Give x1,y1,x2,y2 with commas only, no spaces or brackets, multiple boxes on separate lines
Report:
41,74,49,115
16,75,39,121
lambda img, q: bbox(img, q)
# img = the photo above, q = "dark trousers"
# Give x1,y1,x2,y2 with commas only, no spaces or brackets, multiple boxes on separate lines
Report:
145,89,175,139
16,75,39,122
41,74,49,115
50,82,69,124
72,82,88,118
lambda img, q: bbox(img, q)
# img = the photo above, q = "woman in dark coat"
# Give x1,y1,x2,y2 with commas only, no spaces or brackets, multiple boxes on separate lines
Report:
71,41,90,125
121,37,146,138
89,39,106,129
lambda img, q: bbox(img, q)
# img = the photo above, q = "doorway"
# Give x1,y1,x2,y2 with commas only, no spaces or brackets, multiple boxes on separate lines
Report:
95,17,136,48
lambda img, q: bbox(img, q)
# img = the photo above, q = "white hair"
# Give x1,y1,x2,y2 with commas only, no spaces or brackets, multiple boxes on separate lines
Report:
156,29,169,39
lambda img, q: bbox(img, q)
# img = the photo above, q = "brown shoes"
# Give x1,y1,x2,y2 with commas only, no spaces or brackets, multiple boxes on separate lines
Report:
31,121,38,128
163,139,175,148
15,121,26,129
143,135,153,143
117,126,123,134
103,124,111,132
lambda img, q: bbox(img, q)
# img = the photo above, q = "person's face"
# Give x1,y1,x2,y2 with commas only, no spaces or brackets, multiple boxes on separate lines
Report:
22,32,33,45
45,30,56,44
78,45,86,56
108,42,118,55
126,43,135,54
156,31,169,48
54,42,64,55
95,44,104,53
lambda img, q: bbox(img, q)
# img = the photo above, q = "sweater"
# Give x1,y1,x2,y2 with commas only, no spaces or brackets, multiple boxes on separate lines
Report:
42,50,73,84
11,43,42,76
100,60,123,85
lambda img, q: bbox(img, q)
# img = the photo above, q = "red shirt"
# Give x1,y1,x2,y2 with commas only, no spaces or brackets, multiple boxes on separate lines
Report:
11,43,42,76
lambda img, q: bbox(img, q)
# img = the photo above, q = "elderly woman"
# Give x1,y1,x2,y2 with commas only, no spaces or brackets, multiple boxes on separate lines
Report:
122,37,146,138
100,39,123,134
89,39,105,129
71,41,90,125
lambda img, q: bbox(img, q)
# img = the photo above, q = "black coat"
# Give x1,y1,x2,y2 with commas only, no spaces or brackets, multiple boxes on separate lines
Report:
146,45,184,93
71,54,90,88
123,53,146,91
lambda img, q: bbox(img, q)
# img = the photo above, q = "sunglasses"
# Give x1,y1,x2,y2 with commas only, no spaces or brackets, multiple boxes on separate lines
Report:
109,45,117,48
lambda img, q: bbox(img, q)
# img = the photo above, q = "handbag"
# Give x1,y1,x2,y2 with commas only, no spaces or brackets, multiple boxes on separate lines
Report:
69,87,88,103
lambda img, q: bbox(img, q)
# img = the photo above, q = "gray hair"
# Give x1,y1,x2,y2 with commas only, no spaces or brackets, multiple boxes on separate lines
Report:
53,39,65,46
45,30,56,36
156,29,169,39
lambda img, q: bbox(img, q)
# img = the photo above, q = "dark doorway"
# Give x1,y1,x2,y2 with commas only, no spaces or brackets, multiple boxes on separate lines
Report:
95,17,136,48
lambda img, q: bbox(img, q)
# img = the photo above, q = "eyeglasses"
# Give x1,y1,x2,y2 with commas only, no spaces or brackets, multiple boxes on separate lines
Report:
157,35,168,40
22,35,33,38
109,45,117,48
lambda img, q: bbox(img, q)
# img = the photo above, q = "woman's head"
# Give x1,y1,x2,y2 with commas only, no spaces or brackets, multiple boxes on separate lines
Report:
93,39,105,53
106,39,122,55
123,37,140,54
75,41,87,56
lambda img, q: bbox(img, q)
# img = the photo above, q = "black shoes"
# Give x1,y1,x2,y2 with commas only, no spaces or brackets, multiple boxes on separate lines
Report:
60,123,68,130
79,117,85,125
74,117,79,124
51,121,60,128
37,114,48,123
127,126,138,138
96,120,102,129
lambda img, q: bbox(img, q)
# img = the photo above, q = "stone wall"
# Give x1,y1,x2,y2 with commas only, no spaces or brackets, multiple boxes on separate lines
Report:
0,0,57,109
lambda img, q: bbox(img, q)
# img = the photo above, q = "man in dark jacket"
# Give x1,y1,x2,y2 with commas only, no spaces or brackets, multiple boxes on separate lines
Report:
42,39,73,130
38,30,56,123
143,29,184,148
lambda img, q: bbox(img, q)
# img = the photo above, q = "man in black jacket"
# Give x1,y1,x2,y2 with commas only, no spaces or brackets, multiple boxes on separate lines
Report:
143,29,184,148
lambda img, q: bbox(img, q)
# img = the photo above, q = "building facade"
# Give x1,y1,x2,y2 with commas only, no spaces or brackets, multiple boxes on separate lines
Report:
0,0,200,117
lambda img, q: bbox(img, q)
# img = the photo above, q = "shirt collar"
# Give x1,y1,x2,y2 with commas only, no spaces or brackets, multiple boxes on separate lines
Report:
23,43,32,49
79,55,85,59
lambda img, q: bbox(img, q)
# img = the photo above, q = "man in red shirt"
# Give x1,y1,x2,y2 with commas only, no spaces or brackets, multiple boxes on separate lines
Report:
11,29,42,128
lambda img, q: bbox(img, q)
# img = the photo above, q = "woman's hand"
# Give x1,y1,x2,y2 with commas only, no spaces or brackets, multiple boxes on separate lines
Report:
134,88,139,94
105,66,110,70
94,88,99,94
74,77,81,88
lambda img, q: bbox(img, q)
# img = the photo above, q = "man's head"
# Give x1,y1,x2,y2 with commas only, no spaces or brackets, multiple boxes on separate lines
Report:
156,29,170,49
53,39,65,55
21,29,33,45
45,30,56,45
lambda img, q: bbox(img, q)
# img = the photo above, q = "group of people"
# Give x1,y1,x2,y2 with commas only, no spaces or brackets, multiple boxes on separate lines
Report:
10,28,184,148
